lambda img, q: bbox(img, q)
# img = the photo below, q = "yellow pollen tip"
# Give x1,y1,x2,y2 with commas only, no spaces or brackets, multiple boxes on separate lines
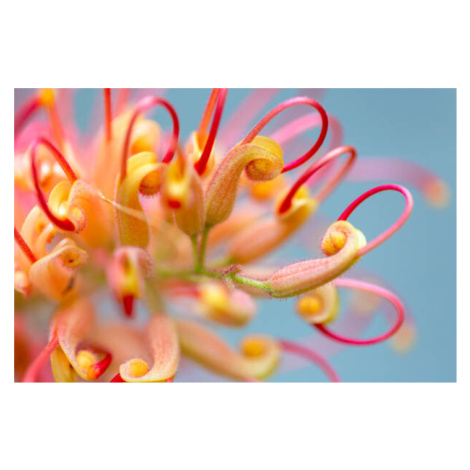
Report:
425,180,450,208
391,323,416,353
321,230,347,256
39,88,55,107
131,136,154,155
293,185,309,201
250,174,287,201
128,359,150,378
241,338,266,358
201,285,228,311
251,135,283,160
297,295,323,317
59,249,81,267
76,350,97,373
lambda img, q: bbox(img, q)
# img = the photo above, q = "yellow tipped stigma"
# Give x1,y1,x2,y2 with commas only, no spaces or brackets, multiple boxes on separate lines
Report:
293,185,310,201
424,180,450,208
139,170,162,196
251,135,283,161
391,323,416,353
76,350,97,372
39,88,55,107
241,337,266,358
321,229,347,256
59,248,83,267
200,284,228,312
128,358,150,378
297,295,323,317
249,175,286,200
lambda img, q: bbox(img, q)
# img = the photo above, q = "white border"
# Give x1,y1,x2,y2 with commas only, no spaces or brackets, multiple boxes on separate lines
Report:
2,2,468,469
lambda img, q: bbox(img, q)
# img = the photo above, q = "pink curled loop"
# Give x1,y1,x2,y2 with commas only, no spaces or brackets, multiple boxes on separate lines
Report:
241,97,329,173
278,145,357,213
194,88,228,175
338,184,414,257
314,278,405,346
279,339,340,382
121,96,180,180
30,137,77,231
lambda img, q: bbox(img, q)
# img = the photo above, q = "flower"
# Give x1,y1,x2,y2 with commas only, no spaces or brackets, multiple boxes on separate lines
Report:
14,88,449,382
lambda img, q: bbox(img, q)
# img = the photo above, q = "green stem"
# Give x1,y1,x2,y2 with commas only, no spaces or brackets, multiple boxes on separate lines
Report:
190,235,199,270
196,227,210,272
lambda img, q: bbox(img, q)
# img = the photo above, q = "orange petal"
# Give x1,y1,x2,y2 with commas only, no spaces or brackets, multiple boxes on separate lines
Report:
51,298,111,381
296,283,340,324
29,238,88,301
205,136,284,226
116,152,166,248
197,283,257,327
119,315,180,382
176,320,280,381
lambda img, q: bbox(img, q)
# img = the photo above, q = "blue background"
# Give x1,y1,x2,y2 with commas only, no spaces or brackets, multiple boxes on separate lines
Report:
17,88,457,382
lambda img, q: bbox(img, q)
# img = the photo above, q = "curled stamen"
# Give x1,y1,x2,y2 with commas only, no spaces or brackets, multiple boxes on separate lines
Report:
279,339,340,382
14,93,42,138
15,89,65,146
279,145,357,213
241,97,328,173
104,88,112,142
218,88,281,148
314,278,405,345
337,184,413,257
80,349,113,380
14,227,37,264
345,157,450,208
30,138,77,231
198,89,219,136
120,96,180,181
272,113,343,154
194,88,228,175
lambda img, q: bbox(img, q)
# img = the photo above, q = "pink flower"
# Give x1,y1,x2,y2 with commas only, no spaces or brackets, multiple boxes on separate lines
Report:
14,88,449,382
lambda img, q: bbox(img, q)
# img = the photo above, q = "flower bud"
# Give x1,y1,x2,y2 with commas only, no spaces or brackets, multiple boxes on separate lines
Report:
197,283,257,327
268,221,366,298
296,283,340,324
205,136,284,227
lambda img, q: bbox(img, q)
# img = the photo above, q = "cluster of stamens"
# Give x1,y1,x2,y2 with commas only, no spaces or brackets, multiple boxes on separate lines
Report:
14,88,448,382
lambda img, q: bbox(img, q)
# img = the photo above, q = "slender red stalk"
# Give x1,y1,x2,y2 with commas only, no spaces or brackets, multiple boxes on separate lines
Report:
48,97,66,150
111,373,125,382
314,278,405,346
22,334,59,382
30,137,77,231
194,88,228,175
198,89,219,136
278,145,357,213
89,351,113,379
32,137,77,182
104,88,112,142
271,113,343,154
120,96,180,181
116,88,131,114
218,89,281,148
241,97,328,173
14,227,37,263
337,184,413,257
122,295,134,318
345,157,449,207
279,339,340,382
14,94,42,138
